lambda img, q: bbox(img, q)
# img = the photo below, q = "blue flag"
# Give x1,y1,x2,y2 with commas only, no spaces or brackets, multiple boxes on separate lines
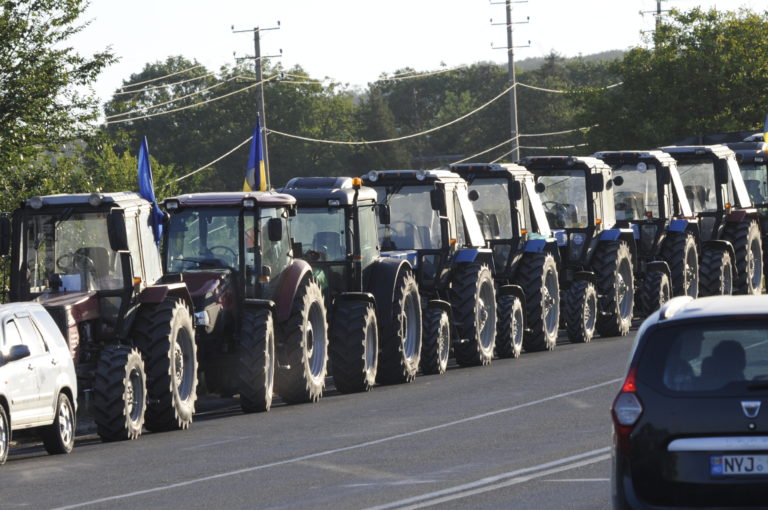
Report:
137,136,164,245
244,117,267,191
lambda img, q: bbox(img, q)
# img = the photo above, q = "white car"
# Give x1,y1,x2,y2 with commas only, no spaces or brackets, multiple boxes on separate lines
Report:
0,302,78,464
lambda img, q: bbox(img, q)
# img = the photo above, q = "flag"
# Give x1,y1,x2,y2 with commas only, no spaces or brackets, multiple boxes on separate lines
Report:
763,113,768,142
137,136,164,245
244,117,267,191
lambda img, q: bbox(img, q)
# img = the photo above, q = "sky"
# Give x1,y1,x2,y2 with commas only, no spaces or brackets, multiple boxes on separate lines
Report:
71,0,764,107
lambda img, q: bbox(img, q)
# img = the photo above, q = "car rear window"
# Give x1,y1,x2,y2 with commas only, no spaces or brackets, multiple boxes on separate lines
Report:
637,319,768,394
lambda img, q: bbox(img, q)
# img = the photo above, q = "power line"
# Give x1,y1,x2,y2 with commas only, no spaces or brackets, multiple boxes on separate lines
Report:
165,136,253,188
450,136,517,165
118,64,205,90
379,65,468,82
113,72,217,97
517,81,623,94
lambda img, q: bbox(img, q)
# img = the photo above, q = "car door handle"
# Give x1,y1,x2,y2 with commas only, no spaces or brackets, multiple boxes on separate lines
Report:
27,364,34,371
51,358,58,366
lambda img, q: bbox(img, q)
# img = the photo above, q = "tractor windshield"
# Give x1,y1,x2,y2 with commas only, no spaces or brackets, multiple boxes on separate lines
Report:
467,179,514,240
535,171,589,229
290,207,348,262
374,185,441,250
23,211,123,295
165,208,243,272
739,163,768,206
676,161,718,213
612,164,660,220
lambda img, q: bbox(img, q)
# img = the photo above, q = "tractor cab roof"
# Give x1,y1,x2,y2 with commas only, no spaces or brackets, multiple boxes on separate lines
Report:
450,162,533,181
659,144,736,161
727,141,768,165
23,191,149,211
163,191,295,209
519,155,611,174
593,150,678,169
281,176,378,206
361,169,466,185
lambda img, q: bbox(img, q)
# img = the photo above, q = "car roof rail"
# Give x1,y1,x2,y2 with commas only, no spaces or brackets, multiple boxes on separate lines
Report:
658,296,694,320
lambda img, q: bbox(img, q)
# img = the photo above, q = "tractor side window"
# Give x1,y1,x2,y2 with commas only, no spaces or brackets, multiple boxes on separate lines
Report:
260,208,290,279
451,193,467,247
126,213,144,280
525,180,551,236
138,208,163,285
677,161,719,213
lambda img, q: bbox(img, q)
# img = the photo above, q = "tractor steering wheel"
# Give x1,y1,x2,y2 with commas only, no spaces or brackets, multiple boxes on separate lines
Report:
56,252,94,272
208,245,237,263
542,201,570,228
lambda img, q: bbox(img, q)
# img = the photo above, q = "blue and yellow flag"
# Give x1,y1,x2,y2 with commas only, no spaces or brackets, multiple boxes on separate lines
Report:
763,113,768,142
244,117,267,191
137,136,164,245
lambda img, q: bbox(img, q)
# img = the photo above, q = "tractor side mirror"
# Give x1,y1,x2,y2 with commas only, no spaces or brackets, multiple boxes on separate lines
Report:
377,204,390,225
468,189,479,202
590,173,604,192
107,210,129,251
659,166,671,185
430,188,446,212
534,182,546,193
613,176,624,186
267,217,283,242
0,216,10,257
510,181,522,201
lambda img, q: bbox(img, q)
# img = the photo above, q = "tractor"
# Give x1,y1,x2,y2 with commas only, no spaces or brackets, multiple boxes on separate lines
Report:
593,150,701,314
0,192,197,441
450,163,561,353
280,176,422,390
161,191,328,411
660,145,763,295
361,170,496,374
520,156,636,342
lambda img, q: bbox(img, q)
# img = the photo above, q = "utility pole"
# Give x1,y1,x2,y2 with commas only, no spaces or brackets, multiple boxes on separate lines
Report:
233,22,281,187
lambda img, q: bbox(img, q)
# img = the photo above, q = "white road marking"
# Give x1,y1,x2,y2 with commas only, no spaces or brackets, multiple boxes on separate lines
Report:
543,478,609,482
364,450,612,510
51,377,621,510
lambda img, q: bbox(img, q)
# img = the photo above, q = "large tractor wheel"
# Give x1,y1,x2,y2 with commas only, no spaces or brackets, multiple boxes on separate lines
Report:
134,298,197,432
0,404,9,465
514,252,560,352
565,280,597,343
661,232,699,298
377,270,422,384
420,307,451,375
724,220,763,295
275,278,328,403
639,270,671,317
42,392,76,455
238,308,275,413
330,300,378,393
495,294,524,359
93,346,146,441
699,248,734,297
594,241,634,337
451,263,496,367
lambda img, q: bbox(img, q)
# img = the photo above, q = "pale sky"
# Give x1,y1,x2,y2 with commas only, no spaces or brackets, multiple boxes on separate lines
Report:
72,0,764,106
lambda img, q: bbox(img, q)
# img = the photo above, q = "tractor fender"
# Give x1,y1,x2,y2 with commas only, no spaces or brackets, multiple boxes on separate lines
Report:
572,270,597,284
598,229,637,266
645,260,671,279
498,284,527,311
725,209,750,223
334,292,376,307
454,248,495,272
523,238,547,253
275,259,313,324
243,298,276,312
668,219,690,233
139,282,194,312
426,299,453,321
702,239,737,275
366,258,411,327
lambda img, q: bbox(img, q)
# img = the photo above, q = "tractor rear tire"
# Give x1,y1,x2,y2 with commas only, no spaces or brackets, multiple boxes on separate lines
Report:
452,263,496,366
420,307,451,375
275,278,328,403
134,298,197,432
661,232,699,298
42,392,76,455
514,252,559,352
330,300,378,393
594,241,634,337
699,248,734,296
94,346,146,441
238,308,275,413
724,220,763,295
565,280,597,343
377,270,422,384
495,294,524,359
639,270,671,316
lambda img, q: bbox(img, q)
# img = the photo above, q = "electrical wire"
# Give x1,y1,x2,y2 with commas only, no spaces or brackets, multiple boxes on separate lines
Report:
378,65,468,82
518,125,597,138
113,72,217,97
450,136,517,165
118,64,205,90
516,81,623,94
164,136,253,188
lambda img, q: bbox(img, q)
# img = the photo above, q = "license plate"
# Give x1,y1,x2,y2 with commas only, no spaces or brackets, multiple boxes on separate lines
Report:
711,455,768,476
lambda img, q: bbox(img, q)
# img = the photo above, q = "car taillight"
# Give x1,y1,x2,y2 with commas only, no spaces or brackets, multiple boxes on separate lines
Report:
612,367,643,455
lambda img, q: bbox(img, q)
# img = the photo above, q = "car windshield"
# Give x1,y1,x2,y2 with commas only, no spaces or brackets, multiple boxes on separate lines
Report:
166,208,242,272
637,320,768,394
739,163,768,205
289,207,347,262
468,178,514,239
676,160,719,213
23,211,123,294
612,164,660,220
535,171,589,229
373,185,441,250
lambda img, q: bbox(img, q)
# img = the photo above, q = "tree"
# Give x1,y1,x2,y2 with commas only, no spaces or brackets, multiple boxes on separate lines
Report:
572,8,768,150
0,0,116,173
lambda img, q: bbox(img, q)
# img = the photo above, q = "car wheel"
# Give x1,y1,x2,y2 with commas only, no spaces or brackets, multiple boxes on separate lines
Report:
0,404,9,465
42,392,76,455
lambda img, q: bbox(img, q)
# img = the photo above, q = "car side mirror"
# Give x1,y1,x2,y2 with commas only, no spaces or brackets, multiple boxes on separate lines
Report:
377,204,391,225
590,173,604,192
0,216,10,257
108,210,129,251
6,344,31,363
267,217,283,242
430,188,446,212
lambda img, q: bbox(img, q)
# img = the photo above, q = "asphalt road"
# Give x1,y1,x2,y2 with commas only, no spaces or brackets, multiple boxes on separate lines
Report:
2,331,635,510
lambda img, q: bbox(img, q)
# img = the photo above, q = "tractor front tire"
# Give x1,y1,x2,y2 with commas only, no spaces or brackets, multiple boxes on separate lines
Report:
377,270,422,384
594,241,634,337
94,346,146,441
420,307,451,375
452,263,496,367
238,308,275,413
330,300,378,393
639,270,671,316
565,280,597,344
724,220,763,295
699,248,734,297
661,232,699,298
514,252,559,352
495,294,524,358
